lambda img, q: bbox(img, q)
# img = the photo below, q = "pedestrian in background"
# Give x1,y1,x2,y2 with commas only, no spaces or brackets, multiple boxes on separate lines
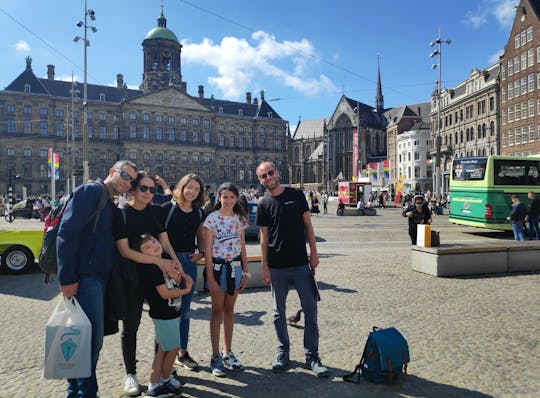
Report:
525,191,540,240
57,160,137,398
507,194,527,241
256,161,329,377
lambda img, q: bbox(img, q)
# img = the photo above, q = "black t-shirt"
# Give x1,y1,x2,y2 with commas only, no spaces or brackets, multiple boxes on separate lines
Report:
160,202,204,252
256,187,309,268
138,260,180,320
112,204,165,280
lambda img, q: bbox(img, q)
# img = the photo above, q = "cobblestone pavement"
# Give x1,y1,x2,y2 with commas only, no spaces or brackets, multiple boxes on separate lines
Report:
1,205,539,398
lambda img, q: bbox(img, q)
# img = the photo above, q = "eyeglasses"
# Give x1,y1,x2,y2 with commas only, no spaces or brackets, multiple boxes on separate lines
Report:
185,185,201,193
114,168,134,181
138,185,156,194
258,169,275,180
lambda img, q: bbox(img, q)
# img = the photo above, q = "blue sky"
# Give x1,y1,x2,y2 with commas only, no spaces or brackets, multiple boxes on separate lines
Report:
0,0,519,126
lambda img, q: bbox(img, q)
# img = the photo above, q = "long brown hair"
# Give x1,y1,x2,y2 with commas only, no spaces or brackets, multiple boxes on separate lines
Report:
172,173,205,208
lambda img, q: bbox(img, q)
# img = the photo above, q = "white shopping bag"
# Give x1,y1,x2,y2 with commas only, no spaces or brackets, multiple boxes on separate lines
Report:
43,296,92,379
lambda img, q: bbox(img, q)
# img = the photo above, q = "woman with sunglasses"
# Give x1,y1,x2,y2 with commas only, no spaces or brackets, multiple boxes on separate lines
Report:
113,171,188,397
160,173,206,372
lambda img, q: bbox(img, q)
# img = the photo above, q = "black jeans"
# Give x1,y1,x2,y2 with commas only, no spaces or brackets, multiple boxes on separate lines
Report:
121,277,145,375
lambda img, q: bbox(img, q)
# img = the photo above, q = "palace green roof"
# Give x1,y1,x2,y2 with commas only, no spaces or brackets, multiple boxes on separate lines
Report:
144,27,178,42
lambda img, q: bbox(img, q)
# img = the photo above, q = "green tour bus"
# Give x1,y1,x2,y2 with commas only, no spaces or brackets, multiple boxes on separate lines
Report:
449,156,540,230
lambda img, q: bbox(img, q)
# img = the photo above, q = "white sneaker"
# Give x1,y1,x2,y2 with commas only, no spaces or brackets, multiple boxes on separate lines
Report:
123,373,140,396
168,375,182,390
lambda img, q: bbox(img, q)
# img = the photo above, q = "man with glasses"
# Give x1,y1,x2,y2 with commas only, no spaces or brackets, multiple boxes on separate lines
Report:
57,160,137,398
255,161,329,377
402,194,432,245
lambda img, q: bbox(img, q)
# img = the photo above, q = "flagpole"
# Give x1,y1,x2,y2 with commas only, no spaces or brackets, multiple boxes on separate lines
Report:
50,147,56,202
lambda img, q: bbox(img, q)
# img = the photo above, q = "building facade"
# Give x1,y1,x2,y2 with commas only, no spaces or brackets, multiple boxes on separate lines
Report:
288,118,326,188
396,122,432,193
499,0,540,156
0,10,288,195
430,63,500,194
385,102,430,193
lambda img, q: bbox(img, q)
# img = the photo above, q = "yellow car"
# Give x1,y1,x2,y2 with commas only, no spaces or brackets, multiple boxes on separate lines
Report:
0,229,42,274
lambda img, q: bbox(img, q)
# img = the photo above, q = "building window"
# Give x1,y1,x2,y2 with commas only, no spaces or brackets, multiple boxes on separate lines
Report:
515,34,520,49
7,148,15,156
143,126,150,140
156,153,163,161
515,55,520,73
40,121,48,135
87,125,93,138
23,105,32,115
143,113,150,121
515,104,520,121
529,125,535,142
99,126,106,139
143,152,150,161
156,127,163,141
169,129,175,141
99,113,106,121
204,131,210,144
130,125,136,139
508,82,513,99
24,84,31,93
113,126,119,140
168,116,175,124
192,131,199,143
56,123,64,136
156,115,163,122
129,112,136,120
180,130,187,142
204,119,210,128
521,52,527,71
6,104,15,113
180,117,187,125
229,136,234,147
502,131,506,147
56,109,64,118
508,59,513,76
218,107,223,115
528,48,535,67
24,120,32,134
7,119,15,133
99,93,105,101
219,135,225,146
192,118,199,126
40,107,48,117
23,148,32,157
527,27,533,42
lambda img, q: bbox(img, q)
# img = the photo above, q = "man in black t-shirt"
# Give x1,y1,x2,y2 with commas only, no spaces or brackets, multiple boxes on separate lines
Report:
255,161,329,377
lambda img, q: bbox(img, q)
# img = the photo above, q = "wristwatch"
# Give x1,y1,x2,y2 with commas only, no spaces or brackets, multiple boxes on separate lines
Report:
241,271,251,278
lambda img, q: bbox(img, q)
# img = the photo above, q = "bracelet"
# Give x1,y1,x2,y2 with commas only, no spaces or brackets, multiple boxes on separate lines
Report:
241,271,251,279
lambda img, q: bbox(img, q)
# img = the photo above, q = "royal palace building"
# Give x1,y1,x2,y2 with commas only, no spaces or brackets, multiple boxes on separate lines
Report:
0,9,288,195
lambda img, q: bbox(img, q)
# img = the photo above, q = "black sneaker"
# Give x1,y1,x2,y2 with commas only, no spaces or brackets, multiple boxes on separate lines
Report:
175,351,200,371
306,356,329,377
272,351,289,373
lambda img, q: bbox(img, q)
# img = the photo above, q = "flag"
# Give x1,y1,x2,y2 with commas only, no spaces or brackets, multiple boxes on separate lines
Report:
369,162,378,181
54,153,60,181
383,159,390,180
48,148,60,180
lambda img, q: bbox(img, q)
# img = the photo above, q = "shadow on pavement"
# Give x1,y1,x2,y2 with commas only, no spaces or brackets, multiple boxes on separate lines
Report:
176,364,493,398
318,281,357,294
0,269,58,301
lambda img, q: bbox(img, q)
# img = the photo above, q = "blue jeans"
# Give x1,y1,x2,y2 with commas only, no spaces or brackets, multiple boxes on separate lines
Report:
528,216,540,240
511,222,525,241
176,252,198,350
269,265,319,359
66,276,105,398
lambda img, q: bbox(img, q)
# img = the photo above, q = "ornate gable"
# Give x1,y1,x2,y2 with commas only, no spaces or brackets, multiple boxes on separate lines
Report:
127,87,209,111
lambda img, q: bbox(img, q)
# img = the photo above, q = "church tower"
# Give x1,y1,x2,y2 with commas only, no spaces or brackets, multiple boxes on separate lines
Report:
141,6,186,93
375,56,384,113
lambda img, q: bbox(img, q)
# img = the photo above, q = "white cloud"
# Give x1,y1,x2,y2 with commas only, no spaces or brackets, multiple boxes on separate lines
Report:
182,31,338,100
488,49,504,65
11,40,31,54
464,0,519,29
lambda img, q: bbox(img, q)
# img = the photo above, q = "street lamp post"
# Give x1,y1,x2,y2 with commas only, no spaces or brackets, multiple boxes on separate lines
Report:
73,0,97,183
430,29,451,199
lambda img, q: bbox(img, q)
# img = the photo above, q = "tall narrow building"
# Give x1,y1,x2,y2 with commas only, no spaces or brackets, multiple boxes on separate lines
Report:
375,57,384,113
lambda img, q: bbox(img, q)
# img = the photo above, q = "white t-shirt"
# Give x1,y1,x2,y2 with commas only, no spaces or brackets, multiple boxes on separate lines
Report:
203,210,245,261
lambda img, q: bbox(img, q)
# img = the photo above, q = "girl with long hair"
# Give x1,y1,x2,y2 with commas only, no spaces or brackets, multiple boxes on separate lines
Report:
203,182,249,377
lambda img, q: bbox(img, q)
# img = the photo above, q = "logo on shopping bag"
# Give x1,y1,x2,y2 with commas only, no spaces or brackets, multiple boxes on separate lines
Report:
61,327,81,361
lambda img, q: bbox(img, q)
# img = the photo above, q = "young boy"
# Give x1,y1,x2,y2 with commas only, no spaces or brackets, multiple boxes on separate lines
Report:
132,233,193,397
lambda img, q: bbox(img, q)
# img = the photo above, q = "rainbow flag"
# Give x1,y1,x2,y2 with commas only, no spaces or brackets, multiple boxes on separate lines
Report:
369,162,378,181
48,148,60,180
383,159,390,180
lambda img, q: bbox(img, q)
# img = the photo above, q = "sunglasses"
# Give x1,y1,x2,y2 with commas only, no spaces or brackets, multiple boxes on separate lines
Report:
138,185,156,194
114,168,134,181
258,169,275,179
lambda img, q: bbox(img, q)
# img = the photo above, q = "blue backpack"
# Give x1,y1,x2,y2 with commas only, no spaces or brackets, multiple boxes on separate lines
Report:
343,326,410,384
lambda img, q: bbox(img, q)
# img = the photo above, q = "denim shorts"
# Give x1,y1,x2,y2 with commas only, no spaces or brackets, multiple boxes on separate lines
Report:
213,262,242,291
152,317,180,351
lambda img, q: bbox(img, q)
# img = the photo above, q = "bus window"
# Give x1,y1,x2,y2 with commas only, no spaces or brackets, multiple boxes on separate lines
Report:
494,160,540,186
452,158,487,181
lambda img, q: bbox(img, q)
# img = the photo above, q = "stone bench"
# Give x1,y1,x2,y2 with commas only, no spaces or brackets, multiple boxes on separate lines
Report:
411,241,540,277
338,207,377,216
195,255,265,291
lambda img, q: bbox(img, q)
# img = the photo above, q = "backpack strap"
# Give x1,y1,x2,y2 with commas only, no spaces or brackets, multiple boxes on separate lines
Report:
90,181,110,233
120,207,127,225
164,201,177,229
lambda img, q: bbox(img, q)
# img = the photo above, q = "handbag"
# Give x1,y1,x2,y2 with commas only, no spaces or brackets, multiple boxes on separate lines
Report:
43,296,92,379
